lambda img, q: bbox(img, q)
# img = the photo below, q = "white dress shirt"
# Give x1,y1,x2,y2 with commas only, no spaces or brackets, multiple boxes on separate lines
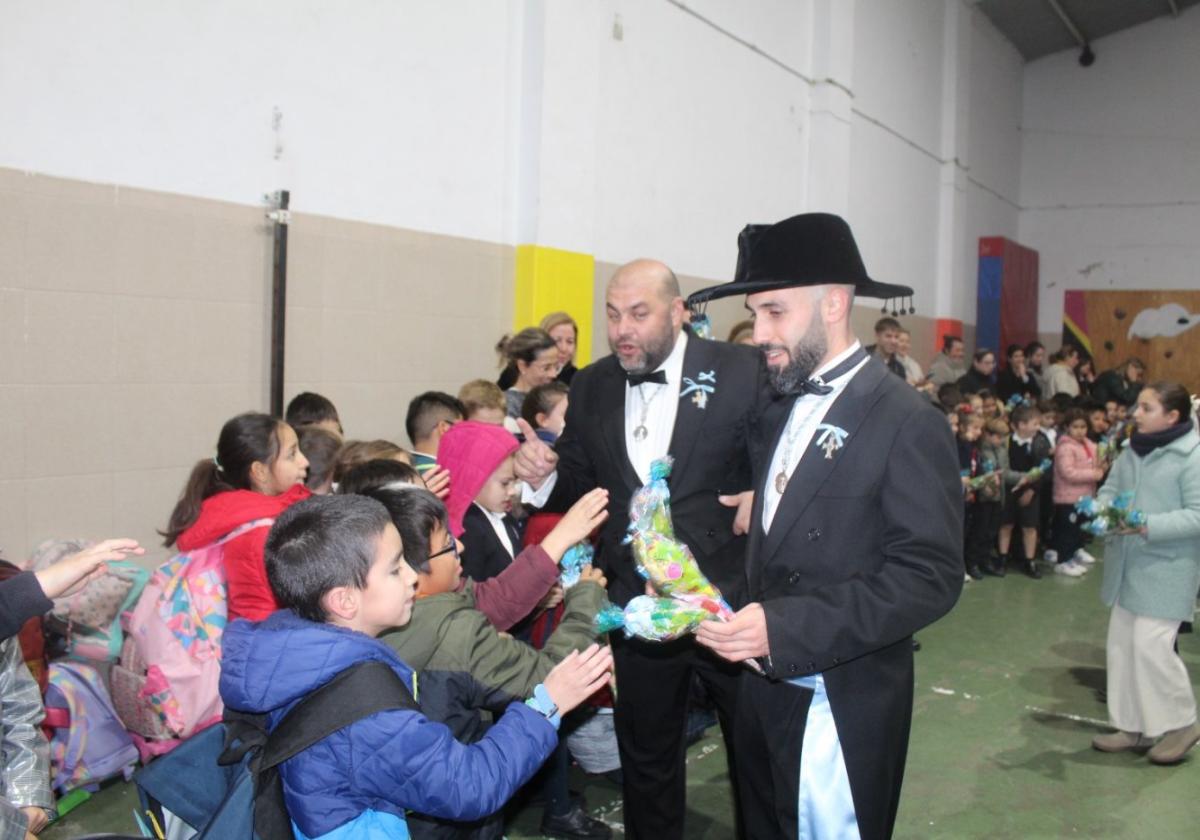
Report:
624,331,688,483
762,342,868,533
523,330,689,503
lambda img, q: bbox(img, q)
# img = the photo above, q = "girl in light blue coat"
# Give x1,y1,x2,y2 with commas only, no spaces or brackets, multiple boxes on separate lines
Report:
1092,382,1200,765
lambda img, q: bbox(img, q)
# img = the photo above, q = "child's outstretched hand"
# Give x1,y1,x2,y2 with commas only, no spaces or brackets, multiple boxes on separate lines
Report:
34,538,144,600
541,488,609,561
423,465,451,500
577,564,607,589
542,643,614,716
538,583,565,612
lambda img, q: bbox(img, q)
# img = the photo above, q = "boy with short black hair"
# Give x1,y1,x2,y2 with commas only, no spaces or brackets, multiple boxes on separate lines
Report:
366,485,611,839
285,391,344,437
219,494,612,840
406,392,466,473
999,405,1046,578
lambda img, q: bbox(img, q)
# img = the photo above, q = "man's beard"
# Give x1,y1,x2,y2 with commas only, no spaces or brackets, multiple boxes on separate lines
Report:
612,324,676,375
762,315,829,395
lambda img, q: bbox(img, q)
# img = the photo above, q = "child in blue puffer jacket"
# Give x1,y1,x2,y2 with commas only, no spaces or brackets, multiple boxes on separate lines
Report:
219,494,613,840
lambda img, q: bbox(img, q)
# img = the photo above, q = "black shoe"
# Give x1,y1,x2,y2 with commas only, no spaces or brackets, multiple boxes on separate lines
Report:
540,804,612,840
911,638,922,652
967,565,985,581
991,555,1009,577
1024,558,1042,579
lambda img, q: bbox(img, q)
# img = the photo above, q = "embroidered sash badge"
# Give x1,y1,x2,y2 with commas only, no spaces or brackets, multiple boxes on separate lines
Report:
814,424,848,460
680,370,716,410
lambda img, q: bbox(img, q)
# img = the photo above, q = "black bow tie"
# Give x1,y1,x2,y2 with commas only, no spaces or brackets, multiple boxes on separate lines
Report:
627,370,668,386
795,347,869,397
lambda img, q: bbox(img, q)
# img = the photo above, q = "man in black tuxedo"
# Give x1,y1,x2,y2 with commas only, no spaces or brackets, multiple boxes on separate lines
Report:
694,214,963,840
516,259,769,839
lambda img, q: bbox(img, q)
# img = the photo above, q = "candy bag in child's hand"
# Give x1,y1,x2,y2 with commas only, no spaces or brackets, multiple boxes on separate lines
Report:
626,457,675,539
595,595,716,641
560,541,594,588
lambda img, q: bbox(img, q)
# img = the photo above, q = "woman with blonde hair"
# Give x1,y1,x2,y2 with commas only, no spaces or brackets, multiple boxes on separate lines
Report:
540,311,580,384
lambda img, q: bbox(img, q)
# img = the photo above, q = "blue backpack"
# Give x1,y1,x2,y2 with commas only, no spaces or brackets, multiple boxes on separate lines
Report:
136,661,417,839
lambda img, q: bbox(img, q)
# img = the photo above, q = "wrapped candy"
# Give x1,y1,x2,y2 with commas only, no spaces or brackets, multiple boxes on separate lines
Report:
1006,393,1031,412
559,541,594,589
627,457,676,538
1074,492,1148,536
964,471,1000,491
626,457,735,623
1014,458,1052,491
594,596,719,641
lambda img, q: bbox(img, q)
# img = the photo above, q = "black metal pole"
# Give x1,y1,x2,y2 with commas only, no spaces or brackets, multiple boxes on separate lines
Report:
269,190,290,417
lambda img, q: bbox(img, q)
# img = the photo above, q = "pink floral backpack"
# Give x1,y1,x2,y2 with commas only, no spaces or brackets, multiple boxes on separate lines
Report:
112,519,273,756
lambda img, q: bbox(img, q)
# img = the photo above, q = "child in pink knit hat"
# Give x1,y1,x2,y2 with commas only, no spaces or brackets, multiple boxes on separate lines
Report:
438,421,531,585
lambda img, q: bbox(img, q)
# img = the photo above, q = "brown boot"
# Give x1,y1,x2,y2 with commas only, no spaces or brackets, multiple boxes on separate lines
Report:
1148,724,1200,765
1092,730,1154,753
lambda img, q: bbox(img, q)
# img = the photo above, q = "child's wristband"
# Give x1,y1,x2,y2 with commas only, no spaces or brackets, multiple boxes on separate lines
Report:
525,683,561,729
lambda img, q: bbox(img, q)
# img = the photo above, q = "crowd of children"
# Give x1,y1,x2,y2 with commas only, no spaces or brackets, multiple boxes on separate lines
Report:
941,371,1135,582
3,309,1199,839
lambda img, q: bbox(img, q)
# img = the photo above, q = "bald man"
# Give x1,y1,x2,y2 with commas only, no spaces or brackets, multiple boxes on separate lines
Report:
517,260,772,839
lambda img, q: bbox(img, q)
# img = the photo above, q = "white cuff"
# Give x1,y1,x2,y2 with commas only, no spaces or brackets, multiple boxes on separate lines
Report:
520,471,558,508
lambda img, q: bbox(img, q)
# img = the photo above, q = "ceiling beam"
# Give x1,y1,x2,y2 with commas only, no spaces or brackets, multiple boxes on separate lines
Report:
1045,0,1087,47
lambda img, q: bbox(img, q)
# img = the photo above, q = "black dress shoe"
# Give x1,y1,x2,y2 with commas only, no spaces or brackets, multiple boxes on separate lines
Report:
966,565,985,581
540,804,612,840
911,638,922,652
1024,559,1042,579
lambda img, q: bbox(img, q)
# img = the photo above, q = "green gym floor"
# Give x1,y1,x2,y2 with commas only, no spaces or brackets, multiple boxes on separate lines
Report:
46,550,1200,839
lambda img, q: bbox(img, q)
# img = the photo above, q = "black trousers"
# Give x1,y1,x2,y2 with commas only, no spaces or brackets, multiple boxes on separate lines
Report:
611,634,744,840
1051,503,1086,559
965,502,1001,568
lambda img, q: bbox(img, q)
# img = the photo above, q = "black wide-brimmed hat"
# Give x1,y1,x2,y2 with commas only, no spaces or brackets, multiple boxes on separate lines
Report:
687,213,915,312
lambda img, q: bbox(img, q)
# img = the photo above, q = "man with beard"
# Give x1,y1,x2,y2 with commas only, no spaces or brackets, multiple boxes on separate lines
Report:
692,213,963,840
515,259,769,840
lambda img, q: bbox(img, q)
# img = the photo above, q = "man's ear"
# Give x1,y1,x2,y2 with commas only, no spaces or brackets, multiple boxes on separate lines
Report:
321,585,359,622
669,296,685,330
821,285,852,324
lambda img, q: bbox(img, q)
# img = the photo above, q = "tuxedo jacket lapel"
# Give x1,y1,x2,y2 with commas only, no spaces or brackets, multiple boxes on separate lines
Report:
597,361,643,492
761,361,889,564
748,395,794,589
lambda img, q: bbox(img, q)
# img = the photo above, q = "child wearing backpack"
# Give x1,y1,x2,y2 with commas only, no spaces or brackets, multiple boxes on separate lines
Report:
219,494,612,840
162,412,311,621
360,484,609,840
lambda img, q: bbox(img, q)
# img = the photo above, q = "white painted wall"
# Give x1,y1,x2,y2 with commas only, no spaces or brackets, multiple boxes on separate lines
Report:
0,0,519,244
2,0,1026,330
1018,7,1200,334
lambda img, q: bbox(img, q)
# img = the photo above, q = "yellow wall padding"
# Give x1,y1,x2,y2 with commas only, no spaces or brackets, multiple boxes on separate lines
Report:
514,244,595,366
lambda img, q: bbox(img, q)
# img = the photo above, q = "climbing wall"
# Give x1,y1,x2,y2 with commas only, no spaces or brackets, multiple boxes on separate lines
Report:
1063,290,1200,390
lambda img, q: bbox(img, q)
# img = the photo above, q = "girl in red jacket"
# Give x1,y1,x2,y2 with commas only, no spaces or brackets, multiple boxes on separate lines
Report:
160,412,310,620
1051,408,1106,577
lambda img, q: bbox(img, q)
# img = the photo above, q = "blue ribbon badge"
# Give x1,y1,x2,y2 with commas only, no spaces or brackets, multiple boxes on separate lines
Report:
814,424,848,460
679,370,716,410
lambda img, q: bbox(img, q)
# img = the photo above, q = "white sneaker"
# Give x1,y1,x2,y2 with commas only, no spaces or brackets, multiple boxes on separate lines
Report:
1044,549,1059,564
964,572,972,583
1073,549,1097,566
1054,560,1086,577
